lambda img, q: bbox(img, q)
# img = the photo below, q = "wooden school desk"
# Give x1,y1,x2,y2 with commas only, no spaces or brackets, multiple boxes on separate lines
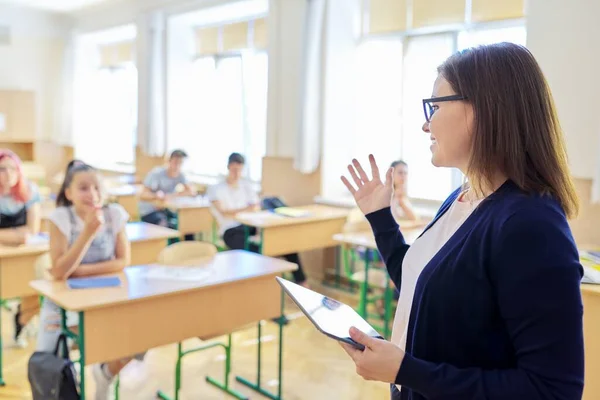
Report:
0,242,50,385
30,251,297,400
163,196,214,239
582,283,600,399
107,185,140,220
234,205,349,257
127,222,179,265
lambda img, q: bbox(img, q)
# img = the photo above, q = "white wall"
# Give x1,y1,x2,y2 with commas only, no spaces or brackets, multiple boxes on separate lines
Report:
527,0,600,179
0,5,72,141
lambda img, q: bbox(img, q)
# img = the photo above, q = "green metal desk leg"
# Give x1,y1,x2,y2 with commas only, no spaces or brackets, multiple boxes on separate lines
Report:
0,298,5,386
236,289,285,400
157,337,247,400
205,335,249,399
358,255,370,318
60,309,85,400
383,280,392,339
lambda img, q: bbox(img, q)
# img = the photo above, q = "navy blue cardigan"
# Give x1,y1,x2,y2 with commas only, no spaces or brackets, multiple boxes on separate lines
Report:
366,180,584,400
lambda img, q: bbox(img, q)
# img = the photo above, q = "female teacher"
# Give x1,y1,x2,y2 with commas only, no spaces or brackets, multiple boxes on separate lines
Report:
340,43,584,399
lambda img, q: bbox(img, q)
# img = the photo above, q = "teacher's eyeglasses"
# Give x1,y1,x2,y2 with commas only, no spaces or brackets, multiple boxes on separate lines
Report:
422,95,468,123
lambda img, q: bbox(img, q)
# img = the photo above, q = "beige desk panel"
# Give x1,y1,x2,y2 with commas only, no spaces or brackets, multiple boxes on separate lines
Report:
83,275,280,364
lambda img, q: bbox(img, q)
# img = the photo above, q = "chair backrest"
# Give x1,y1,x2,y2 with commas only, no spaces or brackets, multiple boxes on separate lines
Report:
157,241,218,265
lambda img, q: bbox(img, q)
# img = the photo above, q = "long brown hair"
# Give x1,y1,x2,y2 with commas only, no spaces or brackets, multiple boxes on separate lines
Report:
438,42,579,218
56,163,97,207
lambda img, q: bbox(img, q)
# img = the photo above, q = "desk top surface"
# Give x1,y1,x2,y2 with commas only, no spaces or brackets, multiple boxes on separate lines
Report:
333,227,423,248
163,196,210,210
126,222,180,241
30,250,296,312
0,222,178,258
107,185,140,197
235,204,349,228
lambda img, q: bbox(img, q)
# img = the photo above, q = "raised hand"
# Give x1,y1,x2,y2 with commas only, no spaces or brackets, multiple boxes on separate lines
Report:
340,154,393,215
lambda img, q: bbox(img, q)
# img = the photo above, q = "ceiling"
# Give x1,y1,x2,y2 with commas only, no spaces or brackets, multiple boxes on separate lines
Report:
0,0,116,13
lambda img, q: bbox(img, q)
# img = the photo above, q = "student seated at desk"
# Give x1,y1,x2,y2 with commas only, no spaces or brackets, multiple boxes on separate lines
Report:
208,153,308,287
38,163,144,399
139,149,196,240
0,150,43,347
390,160,418,222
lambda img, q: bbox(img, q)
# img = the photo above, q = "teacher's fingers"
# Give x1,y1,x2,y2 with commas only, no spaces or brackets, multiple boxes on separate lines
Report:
340,176,357,195
353,159,370,183
339,342,361,361
369,154,381,182
385,167,393,188
348,164,363,188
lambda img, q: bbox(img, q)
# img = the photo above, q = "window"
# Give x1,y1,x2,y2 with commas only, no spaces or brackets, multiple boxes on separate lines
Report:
458,25,527,49
353,39,403,174
167,51,267,182
73,64,137,168
72,26,137,170
402,34,455,200
351,23,526,201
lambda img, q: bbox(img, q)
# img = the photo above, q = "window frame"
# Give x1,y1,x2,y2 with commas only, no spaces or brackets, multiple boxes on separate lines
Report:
355,18,526,202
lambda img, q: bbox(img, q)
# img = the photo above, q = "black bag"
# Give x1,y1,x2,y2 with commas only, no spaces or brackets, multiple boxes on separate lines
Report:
28,333,79,400
261,196,287,210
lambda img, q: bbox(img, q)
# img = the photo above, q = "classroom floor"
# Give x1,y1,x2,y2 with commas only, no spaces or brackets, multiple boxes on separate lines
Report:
0,285,389,399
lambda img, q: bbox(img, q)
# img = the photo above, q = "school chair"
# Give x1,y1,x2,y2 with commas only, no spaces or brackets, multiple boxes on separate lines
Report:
155,242,247,400
157,241,217,265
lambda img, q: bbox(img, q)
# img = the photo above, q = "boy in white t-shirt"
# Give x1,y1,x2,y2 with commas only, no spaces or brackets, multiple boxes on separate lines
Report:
208,153,308,286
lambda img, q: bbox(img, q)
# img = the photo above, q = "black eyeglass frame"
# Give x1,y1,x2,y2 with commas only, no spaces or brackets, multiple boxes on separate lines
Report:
422,95,468,122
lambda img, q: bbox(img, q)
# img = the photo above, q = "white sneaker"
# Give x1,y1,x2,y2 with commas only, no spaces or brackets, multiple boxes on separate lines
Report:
92,364,111,400
13,335,28,348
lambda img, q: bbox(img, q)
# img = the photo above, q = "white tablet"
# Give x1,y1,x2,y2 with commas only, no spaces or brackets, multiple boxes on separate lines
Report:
276,277,382,350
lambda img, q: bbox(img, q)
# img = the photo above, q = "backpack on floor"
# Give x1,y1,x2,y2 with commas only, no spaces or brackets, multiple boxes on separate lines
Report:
28,333,79,400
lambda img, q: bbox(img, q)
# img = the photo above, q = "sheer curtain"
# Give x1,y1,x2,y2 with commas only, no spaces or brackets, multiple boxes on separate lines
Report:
296,0,327,174
137,11,167,157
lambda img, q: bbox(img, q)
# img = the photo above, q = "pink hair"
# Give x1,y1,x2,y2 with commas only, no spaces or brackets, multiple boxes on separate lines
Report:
0,150,31,203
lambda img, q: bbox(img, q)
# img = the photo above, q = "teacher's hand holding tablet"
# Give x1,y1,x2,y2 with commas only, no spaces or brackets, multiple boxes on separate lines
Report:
339,327,404,383
339,154,405,383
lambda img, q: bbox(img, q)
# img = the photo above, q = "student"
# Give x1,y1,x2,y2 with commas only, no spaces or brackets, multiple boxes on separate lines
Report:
0,150,42,347
340,43,584,399
208,153,308,287
389,160,418,222
38,163,142,399
139,149,196,240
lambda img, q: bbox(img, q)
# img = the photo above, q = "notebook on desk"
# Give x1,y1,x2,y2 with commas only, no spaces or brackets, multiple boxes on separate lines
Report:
273,207,312,218
67,276,122,289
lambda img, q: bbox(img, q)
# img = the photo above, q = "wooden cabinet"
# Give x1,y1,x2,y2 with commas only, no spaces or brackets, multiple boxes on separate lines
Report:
0,90,36,141
0,90,36,160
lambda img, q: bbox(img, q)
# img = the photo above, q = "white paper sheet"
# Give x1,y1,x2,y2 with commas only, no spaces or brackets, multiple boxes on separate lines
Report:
143,266,212,281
